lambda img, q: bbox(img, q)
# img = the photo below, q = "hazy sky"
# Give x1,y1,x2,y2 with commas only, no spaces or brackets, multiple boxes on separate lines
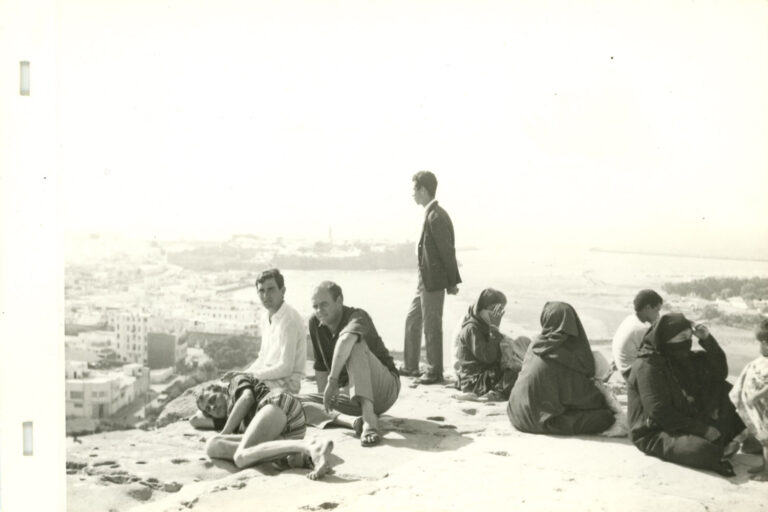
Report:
58,0,768,258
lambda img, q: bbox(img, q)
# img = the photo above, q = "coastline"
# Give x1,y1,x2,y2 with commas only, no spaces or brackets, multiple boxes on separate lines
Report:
590,247,768,264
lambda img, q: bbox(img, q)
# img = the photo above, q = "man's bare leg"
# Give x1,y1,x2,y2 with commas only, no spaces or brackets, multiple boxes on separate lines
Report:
324,399,376,436
359,397,379,444
328,411,362,431
301,402,362,432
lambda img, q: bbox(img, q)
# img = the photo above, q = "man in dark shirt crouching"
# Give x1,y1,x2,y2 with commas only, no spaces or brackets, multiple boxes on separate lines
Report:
300,281,400,447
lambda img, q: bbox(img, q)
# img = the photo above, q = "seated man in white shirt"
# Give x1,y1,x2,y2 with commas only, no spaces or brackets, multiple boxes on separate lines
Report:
245,269,307,394
611,289,663,380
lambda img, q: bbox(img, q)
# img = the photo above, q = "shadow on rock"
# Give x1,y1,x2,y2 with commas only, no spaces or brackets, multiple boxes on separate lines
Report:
379,417,473,452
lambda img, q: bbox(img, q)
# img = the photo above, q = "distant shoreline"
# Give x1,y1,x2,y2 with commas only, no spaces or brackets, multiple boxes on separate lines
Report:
590,247,768,264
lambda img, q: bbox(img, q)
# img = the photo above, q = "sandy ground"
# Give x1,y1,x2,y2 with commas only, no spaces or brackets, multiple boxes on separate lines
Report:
67,352,768,512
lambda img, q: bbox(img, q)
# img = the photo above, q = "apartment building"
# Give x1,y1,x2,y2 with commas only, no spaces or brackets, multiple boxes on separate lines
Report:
109,310,152,364
191,299,260,336
65,364,149,419
64,330,117,362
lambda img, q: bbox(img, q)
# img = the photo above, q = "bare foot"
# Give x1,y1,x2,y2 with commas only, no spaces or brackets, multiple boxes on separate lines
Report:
750,469,768,481
306,439,334,480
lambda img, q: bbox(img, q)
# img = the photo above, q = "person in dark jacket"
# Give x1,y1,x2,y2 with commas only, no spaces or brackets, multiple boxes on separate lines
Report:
507,302,616,435
627,313,745,477
401,171,462,384
454,288,523,401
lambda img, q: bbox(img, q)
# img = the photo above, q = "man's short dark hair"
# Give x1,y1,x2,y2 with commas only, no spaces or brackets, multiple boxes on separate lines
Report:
756,318,768,342
633,289,663,313
256,268,284,289
412,171,438,198
317,281,343,302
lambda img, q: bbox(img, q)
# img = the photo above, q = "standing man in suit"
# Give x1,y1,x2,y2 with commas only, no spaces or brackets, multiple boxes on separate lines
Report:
401,171,461,384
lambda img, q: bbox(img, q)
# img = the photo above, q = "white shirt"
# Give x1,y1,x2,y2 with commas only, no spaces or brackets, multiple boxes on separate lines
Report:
423,198,437,215
611,313,651,378
247,302,306,382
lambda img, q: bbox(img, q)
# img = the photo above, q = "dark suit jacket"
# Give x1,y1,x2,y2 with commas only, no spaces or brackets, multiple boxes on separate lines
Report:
418,201,461,292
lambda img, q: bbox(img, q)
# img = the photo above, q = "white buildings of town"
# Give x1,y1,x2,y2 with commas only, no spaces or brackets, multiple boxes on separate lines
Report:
191,298,260,336
109,310,153,365
64,249,266,423
64,330,117,362
65,362,149,419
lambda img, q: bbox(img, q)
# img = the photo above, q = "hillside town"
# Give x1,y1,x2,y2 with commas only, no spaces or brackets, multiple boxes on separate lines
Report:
64,232,415,433
64,237,265,433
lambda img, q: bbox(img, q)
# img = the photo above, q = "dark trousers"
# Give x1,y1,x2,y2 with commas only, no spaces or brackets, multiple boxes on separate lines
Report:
634,385,745,473
458,366,520,399
403,278,445,377
544,409,615,436
637,432,726,473
300,343,401,427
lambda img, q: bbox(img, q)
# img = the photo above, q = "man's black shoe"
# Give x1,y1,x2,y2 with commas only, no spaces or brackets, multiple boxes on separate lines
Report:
416,374,444,385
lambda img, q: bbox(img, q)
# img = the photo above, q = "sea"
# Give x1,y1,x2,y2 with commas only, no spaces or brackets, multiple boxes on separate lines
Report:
226,247,768,374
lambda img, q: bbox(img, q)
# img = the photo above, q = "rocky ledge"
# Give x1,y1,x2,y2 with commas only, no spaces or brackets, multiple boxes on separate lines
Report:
67,360,767,512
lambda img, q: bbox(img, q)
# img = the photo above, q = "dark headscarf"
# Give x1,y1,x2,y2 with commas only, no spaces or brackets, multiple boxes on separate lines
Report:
531,301,595,377
637,313,703,401
637,313,693,358
461,288,507,328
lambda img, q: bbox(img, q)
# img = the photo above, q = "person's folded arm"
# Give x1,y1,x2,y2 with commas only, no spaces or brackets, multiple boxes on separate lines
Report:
328,333,359,381
747,383,768,406
467,327,501,364
637,363,709,437
220,388,254,434
698,334,728,382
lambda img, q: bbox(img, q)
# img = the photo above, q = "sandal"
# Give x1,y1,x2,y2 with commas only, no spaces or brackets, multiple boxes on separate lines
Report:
360,427,381,447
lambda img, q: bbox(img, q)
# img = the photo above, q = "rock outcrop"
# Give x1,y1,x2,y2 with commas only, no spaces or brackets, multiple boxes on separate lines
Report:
66,359,766,512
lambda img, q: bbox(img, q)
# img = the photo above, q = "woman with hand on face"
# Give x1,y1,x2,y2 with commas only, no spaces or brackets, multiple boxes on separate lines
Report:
453,288,524,401
627,313,745,477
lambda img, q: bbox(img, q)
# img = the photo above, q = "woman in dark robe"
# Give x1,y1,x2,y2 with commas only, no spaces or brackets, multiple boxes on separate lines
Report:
627,313,744,476
507,301,616,435
454,288,522,401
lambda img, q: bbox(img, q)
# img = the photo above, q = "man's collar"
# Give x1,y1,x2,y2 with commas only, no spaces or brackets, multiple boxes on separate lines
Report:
268,301,286,322
424,198,438,214
319,306,351,336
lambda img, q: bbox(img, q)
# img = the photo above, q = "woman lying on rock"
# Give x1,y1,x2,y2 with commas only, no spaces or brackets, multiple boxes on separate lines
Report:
507,301,620,436
627,314,744,477
190,373,333,480
453,288,527,401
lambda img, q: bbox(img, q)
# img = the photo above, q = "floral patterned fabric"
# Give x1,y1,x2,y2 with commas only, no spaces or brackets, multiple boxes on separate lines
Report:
730,356,768,442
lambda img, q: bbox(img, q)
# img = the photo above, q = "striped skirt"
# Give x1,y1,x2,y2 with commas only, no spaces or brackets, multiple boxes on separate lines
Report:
257,391,307,440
